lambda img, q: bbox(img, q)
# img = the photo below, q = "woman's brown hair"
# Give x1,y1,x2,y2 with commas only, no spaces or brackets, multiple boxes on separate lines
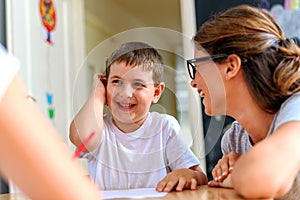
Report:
194,5,300,113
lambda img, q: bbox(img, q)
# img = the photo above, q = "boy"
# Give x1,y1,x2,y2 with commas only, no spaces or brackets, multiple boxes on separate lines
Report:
69,42,207,192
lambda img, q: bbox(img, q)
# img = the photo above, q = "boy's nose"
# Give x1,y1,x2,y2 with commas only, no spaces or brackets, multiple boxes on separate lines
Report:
120,84,133,98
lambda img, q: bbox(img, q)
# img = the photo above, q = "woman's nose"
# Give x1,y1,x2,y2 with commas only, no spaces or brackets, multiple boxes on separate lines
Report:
190,79,197,88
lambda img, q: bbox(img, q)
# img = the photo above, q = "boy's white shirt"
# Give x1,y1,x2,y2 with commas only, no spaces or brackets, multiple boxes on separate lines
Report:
85,112,200,190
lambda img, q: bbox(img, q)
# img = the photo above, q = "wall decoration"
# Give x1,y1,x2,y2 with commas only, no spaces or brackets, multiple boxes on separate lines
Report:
39,0,57,122
271,3,300,37
46,92,55,121
284,0,300,10
39,0,56,44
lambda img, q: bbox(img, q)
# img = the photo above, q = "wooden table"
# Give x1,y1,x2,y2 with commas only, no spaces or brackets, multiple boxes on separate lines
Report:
0,185,272,200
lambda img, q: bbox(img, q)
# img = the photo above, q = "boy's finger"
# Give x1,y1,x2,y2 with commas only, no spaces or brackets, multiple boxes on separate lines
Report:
164,181,177,192
156,180,167,192
190,178,197,190
176,178,185,191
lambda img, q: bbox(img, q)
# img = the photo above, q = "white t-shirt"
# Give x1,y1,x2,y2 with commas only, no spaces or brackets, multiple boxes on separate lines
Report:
0,45,19,101
85,112,200,190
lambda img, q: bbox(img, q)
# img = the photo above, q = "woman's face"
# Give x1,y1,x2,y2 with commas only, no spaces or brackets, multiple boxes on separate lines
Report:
190,49,227,116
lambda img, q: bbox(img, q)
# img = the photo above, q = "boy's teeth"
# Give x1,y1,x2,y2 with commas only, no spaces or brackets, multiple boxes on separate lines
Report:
120,103,131,108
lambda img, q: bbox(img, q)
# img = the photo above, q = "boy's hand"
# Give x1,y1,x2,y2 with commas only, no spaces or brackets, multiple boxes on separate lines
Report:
211,151,239,183
156,168,198,192
92,73,106,103
93,73,106,89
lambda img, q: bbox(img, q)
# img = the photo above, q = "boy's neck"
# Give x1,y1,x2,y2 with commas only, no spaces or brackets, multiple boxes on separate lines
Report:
112,115,148,133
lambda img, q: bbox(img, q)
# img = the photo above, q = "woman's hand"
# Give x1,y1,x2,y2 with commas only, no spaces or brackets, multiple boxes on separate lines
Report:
211,151,239,183
208,173,233,188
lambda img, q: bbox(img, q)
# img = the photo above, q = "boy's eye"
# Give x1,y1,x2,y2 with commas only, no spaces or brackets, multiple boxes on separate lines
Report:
112,79,122,85
132,82,145,88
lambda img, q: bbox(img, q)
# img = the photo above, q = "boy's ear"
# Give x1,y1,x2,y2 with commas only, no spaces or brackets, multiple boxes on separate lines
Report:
152,82,165,103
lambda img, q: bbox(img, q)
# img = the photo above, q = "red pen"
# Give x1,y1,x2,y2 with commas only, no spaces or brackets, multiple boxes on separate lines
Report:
73,131,95,159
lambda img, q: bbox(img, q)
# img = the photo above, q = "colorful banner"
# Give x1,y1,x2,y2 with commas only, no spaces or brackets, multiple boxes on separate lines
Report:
39,0,56,44
285,0,300,10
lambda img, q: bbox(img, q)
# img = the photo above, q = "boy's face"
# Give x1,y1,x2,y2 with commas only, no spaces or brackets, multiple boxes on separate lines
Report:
106,62,164,128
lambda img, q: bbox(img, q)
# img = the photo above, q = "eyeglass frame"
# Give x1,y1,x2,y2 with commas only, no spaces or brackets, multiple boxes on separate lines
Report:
186,54,228,80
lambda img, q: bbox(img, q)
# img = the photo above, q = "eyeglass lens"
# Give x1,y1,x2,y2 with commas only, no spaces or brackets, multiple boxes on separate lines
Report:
187,62,196,79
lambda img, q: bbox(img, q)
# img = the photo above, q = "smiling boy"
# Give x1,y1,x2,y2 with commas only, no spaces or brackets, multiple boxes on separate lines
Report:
69,42,207,192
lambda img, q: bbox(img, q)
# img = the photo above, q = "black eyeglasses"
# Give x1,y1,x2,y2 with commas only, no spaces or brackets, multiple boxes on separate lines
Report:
186,54,228,79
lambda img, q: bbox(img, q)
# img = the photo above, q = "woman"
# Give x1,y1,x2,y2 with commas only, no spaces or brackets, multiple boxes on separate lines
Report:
0,45,100,199
187,4,300,199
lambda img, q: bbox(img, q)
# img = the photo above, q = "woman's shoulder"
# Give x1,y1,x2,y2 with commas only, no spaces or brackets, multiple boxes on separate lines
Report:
222,121,248,142
282,91,300,107
224,121,246,136
275,91,300,128
221,121,250,154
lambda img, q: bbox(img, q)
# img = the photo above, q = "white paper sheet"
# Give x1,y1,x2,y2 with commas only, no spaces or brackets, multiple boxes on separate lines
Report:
101,188,167,199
